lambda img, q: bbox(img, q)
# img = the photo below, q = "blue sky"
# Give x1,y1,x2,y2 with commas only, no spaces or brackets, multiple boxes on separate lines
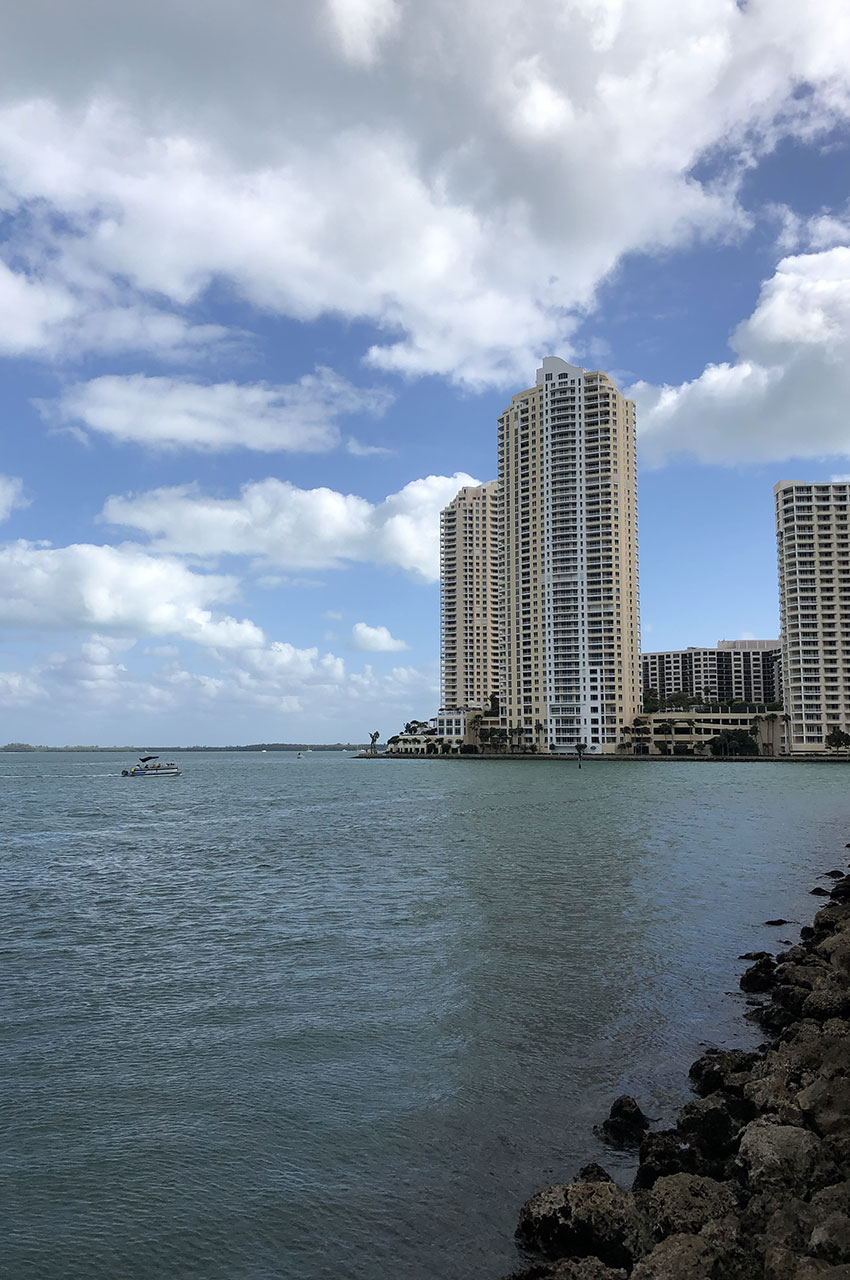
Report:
1,0,850,745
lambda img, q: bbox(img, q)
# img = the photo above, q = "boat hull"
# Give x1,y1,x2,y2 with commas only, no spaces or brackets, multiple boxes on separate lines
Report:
121,768,181,777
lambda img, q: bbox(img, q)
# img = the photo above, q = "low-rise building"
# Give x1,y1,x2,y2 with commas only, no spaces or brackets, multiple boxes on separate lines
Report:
622,708,785,755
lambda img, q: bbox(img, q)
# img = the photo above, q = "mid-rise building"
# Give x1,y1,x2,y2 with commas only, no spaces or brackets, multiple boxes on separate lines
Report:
497,357,640,752
439,481,501,713
776,481,850,752
641,639,782,705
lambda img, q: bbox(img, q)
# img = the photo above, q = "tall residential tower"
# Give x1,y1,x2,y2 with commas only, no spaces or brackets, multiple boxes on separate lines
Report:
439,481,501,712
776,481,850,752
496,356,640,752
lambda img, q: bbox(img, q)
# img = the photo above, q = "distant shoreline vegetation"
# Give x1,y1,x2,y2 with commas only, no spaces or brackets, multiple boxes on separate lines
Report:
1,743,366,753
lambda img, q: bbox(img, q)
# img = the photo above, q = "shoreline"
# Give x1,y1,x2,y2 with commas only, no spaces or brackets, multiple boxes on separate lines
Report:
359,754,850,764
502,862,850,1278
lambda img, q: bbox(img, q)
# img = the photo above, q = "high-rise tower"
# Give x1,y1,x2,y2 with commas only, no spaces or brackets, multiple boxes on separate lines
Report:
776,480,850,752
439,480,502,712
497,357,640,752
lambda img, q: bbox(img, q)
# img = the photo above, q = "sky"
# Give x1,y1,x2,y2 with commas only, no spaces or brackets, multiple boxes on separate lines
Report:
1,0,850,746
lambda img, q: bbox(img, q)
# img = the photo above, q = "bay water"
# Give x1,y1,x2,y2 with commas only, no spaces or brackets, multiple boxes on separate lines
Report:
2,752,848,1279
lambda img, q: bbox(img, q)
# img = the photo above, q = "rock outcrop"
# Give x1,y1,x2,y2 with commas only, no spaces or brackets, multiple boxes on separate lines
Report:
505,868,850,1279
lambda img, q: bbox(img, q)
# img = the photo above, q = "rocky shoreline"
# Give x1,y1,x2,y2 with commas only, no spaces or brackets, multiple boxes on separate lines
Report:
504,864,850,1279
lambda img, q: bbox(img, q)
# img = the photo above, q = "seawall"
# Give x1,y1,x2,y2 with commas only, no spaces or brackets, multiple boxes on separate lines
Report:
359,754,850,764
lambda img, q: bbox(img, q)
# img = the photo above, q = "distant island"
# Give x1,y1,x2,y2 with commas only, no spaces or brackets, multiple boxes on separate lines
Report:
1,742,368,753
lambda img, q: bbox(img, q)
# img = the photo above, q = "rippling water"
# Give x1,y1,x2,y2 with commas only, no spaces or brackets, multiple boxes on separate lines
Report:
2,752,848,1278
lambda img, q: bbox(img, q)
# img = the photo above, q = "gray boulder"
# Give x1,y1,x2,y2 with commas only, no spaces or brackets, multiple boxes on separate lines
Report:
633,1129,700,1190
801,976,850,1022
595,1096,651,1148
809,1212,850,1265
503,1259,628,1280
797,1077,850,1140
677,1093,754,1158
642,1173,738,1239
737,1119,836,1194
629,1233,717,1279
515,1181,650,1269
688,1048,759,1098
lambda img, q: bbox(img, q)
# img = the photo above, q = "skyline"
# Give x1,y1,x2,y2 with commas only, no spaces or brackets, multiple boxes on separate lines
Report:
2,1,850,744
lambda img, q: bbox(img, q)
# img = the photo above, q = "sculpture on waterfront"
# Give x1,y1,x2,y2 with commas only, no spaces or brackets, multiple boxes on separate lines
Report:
369,730,380,755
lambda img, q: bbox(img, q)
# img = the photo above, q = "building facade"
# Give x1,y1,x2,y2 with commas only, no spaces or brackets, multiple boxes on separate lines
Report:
641,639,782,705
439,480,502,714
496,357,640,752
776,481,850,752
629,710,783,755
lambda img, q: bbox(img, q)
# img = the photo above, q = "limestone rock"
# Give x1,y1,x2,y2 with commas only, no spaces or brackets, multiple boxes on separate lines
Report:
742,955,779,992
801,976,850,1022
515,1181,650,1269
788,1261,850,1279
676,1094,753,1159
573,1164,613,1184
809,1212,850,1265
830,876,850,903
633,1129,700,1190
812,1184,850,1219
642,1172,738,1239
503,1259,628,1280
688,1049,759,1098
797,1077,850,1139
595,1096,651,1148
737,1119,836,1194
630,1233,716,1279
816,933,850,978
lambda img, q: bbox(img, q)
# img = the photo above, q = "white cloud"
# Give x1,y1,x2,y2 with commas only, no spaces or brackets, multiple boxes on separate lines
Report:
0,540,264,647
43,368,392,453
0,668,46,705
0,2,847,380
0,625,439,743
350,621,409,651
0,475,29,522
325,0,400,66
101,471,480,581
0,255,228,361
635,246,850,465
346,437,392,457
0,259,75,354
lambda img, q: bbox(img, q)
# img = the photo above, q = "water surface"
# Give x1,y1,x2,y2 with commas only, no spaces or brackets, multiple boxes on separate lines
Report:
1,753,846,1278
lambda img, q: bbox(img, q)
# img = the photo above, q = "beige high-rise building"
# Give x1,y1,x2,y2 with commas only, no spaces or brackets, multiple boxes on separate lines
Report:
497,357,640,752
439,481,501,712
776,481,850,752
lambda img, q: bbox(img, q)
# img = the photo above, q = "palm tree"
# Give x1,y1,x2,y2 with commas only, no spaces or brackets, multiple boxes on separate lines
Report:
631,717,650,755
656,719,675,755
575,740,587,768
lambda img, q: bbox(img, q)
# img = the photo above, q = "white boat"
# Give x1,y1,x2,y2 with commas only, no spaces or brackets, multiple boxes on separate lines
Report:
122,755,181,777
